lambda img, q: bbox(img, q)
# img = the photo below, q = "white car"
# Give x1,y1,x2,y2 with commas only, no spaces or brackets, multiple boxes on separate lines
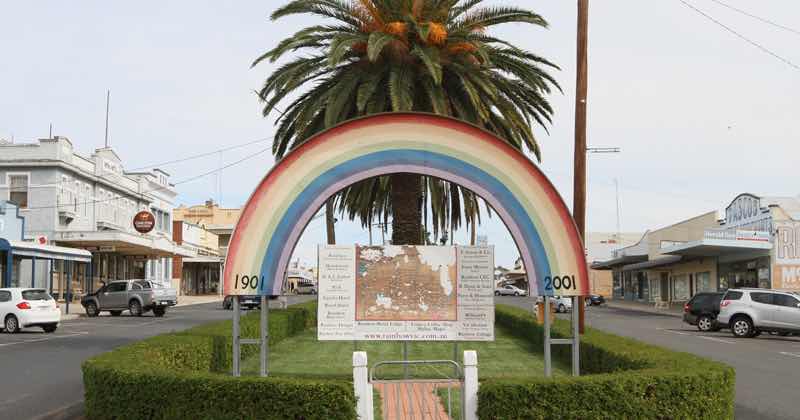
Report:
536,295,574,313
495,285,527,296
0,288,60,333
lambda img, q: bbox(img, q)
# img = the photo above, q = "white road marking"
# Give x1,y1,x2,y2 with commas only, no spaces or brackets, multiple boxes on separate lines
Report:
657,328,692,336
0,331,89,347
697,336,735,344
778,351,800,358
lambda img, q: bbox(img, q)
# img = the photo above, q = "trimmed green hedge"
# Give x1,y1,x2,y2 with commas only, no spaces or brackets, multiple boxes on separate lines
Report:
480,305,736,419
82,301,357,420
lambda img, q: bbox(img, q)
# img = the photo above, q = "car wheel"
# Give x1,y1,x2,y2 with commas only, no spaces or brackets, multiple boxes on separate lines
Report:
85,302,99,318
558,304,566,313
697,315,714,332
4,315,20,334
494,291,500,296
129,300,143,317
153,307,166,318
731,316,754,338
110,311,122,317
514,292,520,296
42,324,57,333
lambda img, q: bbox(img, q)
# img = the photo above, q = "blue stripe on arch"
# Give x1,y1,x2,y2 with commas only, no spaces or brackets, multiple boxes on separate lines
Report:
258,149,554,295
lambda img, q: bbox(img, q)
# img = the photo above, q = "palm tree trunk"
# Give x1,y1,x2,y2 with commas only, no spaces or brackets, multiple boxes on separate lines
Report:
390,173,422,245
325,199,336,245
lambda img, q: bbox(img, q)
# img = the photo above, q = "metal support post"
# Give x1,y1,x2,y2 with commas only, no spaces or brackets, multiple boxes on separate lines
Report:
453,342,459,378
232,296,240,376
31,256,36,288
260,295,269,377
572,296,581,376
65,261,71,314
543,296,552,377
403,341,409,379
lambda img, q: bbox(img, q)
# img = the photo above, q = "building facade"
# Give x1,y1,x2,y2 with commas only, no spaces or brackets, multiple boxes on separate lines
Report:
594,193,798,305
173,199,240,259
173,220,222,296
0,136,192,304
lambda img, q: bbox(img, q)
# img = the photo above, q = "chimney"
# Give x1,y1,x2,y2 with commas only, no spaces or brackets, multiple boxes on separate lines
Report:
205,199,215,208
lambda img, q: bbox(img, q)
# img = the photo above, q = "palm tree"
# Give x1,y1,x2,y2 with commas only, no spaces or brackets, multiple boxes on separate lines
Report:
255,0,559,245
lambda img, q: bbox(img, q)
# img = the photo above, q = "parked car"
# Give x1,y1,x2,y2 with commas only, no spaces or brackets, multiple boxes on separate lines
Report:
494,285,527,296
295,283,317,295
223,295,263,310
586,294,606,306
536,295,574,313
81,280,177,317
0,288,60,333
683,292,724,332
718,288,800,338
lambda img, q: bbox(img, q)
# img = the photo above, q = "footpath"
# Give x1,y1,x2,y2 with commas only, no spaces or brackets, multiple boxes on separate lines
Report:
59,294,223,320
603,299,683,318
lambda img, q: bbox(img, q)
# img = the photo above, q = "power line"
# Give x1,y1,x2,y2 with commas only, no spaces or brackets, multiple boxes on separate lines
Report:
24,146,272,211
677,0,800,71
707,0,800,36
127,137,271,171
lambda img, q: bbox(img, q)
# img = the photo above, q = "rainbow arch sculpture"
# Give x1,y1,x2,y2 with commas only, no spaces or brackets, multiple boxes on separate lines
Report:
223,113,588,297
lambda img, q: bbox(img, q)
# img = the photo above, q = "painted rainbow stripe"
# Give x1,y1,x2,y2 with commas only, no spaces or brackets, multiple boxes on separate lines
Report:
224,113,588,296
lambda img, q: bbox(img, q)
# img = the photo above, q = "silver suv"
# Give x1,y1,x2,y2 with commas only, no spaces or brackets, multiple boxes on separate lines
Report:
718,289,800,338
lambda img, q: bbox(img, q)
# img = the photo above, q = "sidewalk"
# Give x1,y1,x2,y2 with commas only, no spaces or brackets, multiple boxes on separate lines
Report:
57,294,223,321
604,299,683,318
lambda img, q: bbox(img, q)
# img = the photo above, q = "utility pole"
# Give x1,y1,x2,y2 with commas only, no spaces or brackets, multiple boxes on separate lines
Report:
104,90,111,148
573,0,589,334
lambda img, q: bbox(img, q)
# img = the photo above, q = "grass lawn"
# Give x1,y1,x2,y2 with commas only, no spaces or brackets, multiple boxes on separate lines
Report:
242,325,567,379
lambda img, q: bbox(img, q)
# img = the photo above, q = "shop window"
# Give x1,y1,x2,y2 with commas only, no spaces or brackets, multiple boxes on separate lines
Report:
8,175,29,208
672,274,690,301
695,272,713,293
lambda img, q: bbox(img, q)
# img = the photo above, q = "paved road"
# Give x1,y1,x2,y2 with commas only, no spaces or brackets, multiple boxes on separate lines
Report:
0,296,314,420
497,296,800,420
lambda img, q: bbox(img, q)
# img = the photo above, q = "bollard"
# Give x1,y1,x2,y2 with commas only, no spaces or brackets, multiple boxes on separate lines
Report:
352,351,373,420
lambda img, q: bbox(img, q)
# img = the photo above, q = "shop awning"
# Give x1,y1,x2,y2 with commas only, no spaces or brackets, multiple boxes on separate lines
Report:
183,256,222,264
661,239,772,257
1,239,92,262
51,231,196,258
622,255,682,271
591,254,648,270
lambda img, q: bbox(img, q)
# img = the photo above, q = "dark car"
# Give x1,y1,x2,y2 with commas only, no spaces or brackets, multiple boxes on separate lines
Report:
222,294,279,310
683,292,724,332
586,294,605,306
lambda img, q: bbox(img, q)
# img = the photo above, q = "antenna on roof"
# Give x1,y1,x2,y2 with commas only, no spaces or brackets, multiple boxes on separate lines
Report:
104,90,111,148
49,123,53,138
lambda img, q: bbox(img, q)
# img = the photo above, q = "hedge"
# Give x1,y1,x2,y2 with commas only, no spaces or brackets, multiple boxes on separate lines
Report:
82,301,357,420
479,305,736,419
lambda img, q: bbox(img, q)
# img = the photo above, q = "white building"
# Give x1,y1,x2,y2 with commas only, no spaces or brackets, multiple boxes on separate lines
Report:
0,136,193,303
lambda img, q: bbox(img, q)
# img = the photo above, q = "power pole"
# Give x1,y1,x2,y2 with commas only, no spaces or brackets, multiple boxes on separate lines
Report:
325,200,336,245
573,0,589,334
104,90,111,148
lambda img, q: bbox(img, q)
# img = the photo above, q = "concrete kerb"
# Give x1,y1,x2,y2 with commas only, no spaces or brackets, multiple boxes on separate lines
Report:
603,300,683,318
59,296,223,320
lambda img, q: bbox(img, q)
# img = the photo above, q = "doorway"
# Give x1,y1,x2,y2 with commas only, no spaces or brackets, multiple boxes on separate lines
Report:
660,272,669,302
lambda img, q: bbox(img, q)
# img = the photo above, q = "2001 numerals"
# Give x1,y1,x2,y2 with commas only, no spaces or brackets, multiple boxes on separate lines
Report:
233,274,264,290
544,275,577,291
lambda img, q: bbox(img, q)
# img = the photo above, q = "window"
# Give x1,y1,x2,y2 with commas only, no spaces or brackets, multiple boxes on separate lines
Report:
774,294,800,308
106,282,127,292
695,272,713,293
22,289,52,301
750,292,773,305
0,291,11,302
8,174,29,208
723,291,743,300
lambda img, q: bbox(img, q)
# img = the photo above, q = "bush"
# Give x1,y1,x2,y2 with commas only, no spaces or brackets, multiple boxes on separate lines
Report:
82,301,357,420
479,305,736,419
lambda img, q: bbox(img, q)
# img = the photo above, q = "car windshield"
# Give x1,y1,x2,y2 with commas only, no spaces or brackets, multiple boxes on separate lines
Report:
22,289,52,301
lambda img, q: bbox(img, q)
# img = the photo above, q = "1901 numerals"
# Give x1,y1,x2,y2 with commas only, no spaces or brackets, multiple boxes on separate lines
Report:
233,274,263,290
544,275,577,292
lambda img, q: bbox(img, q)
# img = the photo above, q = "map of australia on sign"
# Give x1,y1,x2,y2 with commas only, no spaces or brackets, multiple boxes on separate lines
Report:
356,246,457,321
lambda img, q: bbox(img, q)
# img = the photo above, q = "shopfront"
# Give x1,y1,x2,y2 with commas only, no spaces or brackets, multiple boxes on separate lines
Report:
719,256,771,291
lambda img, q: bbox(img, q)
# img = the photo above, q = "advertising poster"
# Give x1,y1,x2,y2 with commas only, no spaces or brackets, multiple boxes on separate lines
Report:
317,245,495,341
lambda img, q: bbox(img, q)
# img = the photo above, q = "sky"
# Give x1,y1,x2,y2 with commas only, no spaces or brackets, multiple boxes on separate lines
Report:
2,1,798,268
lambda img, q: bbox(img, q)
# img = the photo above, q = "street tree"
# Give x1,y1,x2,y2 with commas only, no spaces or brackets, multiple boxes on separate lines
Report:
255,0,559,245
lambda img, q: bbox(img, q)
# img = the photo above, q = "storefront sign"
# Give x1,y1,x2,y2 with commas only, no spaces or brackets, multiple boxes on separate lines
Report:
774,222,800,290
317,245,495,341
133,211,156,234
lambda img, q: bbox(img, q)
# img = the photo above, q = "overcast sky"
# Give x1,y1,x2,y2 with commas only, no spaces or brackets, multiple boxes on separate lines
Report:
2,1,798,268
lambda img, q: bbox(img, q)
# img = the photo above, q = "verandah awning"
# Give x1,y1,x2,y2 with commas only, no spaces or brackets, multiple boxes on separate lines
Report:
622,255,682,271
0,239,92,263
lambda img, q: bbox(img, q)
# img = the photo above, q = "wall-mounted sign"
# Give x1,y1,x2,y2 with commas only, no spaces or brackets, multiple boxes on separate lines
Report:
35,235,47,245
317,245,495,341
774,221,800,291
133,211,156,234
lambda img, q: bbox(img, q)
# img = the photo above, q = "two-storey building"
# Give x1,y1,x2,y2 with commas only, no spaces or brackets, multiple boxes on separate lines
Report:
0,136,193,304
